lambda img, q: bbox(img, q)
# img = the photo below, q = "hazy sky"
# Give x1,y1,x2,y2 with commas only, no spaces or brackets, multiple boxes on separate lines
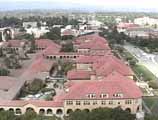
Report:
0,0,158,12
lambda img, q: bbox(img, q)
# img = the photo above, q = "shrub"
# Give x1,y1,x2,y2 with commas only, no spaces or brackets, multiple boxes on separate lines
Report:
149,81,158,89
0,68,10,76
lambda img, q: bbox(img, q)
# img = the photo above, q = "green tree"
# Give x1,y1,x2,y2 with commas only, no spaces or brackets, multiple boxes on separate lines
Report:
68,107,135,120
41,27,61,40
60,42,74,52
145,115,158,120
4,55,21,69
0,110,16,120
19,111,37,120
0,108,60,120
19,27,26,32
0,48,3,57
29,37,36,53
0,68,10,76
0,32,2,42
15,33,34,40
129,59,137,66
21,79,46,95
62,35,74,40
37,22,41,28
28,79,45,94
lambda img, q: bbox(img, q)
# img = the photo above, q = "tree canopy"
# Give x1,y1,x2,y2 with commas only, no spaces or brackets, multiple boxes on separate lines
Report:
0,110,60,120
68,107,135,120
41,27,61,40
60,42,74,52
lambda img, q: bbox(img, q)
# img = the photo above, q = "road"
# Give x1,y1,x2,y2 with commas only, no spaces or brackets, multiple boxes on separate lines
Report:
123,43,158,78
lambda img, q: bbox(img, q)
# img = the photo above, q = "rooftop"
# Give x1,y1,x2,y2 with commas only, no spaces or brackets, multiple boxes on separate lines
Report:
1,40,27,48
35,39,61,49
64,72,142,100
93,56,133,76
0,100,63,107
67,69,94,80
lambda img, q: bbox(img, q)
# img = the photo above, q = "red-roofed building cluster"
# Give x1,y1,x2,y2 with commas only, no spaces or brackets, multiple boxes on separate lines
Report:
117,22,140,33
73,34,111,55
0,34,142,117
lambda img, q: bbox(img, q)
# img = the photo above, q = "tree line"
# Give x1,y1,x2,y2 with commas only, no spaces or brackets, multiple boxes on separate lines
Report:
0,16,79,28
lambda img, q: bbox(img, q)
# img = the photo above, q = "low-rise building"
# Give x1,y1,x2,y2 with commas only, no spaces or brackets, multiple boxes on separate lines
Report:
117,22,139,33
134,17,158,27
0,72,142,116
125,27,154,38
26,27,49,38
23,22,37,28
1,40,28,52
74,34,111,55
0,34,142,118
63,72,142,115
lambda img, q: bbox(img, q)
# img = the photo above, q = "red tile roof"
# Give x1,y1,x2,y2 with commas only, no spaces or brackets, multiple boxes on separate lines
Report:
67,69,94,80
63,72,142,100
76,55,100,64
40,45,61,56
117,23,139,29
35,39,61,58
0,100,63,107
35,39,61,49
21,57,54,79
74,34,108,45
93,56,133,76
74,34,110,52
78,40,110,50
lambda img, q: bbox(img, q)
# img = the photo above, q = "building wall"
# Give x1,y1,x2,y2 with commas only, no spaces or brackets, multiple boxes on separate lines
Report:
128,75,134,80
46,55,79,61
76,63,92,71
1,104,64,117
126,31,149,38
90,49,108,55
77,49,90,54
64,98,142,115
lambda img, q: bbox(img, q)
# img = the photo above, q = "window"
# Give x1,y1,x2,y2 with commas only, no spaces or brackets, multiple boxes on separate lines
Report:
83,101,90,105
47,109,53,114
76,101,81,105
93,101,97,105
101,101,106,105
125,100,132,104
113,93,123,98
46,56,49,59
87,94,96,99
39,109,45,115
100,93,108,98
91,94,96,98
66,100,73,105
109,101,113,105
15,108,22,114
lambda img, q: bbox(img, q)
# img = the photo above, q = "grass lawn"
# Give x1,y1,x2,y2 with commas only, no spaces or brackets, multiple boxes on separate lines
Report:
132,64,158,89
123,50,138,62
143,97,158,115
132,64,157,81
